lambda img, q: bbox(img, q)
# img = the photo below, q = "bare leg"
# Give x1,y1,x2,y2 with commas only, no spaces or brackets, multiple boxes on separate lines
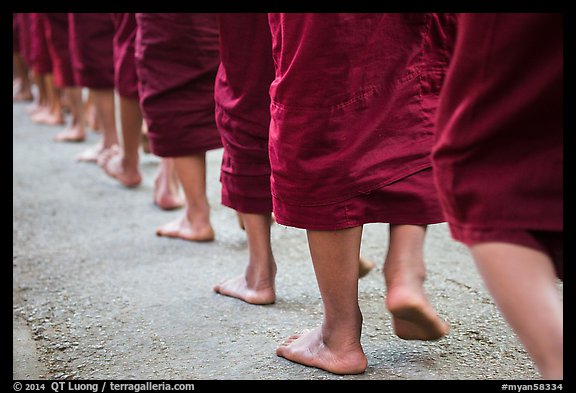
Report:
91,88,118,150
214,212,276,305
84,90,100,132
384,224,449,340
153,158,184,210
27,72,47,115
33,74,64,126
140,122,151,154
54,87,86,142
78,88,117,163
156,154,215,242
237,212,245,230
276,226,368,375
76,140,104,163
101,96,142,187
13,53,33,101
358,256,376,278
470,242,563,380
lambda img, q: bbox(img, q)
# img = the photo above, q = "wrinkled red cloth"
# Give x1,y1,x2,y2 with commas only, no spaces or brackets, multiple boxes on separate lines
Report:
432,13,563,278
16,14,32,64
216,13,275,214
267,13,456,229
44,13,75,87
135,13,222,158
68,13,114,89
13,13,20,53
29,13,52,74
112,13,139,99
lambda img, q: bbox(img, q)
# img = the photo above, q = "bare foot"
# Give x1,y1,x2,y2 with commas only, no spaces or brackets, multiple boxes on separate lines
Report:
156,215,215,242
153,159,184,210
358,256,376,278
76,142,104,163
13,91,33,102
96,145,120,167
26,103,42,115
53,127,86,143
32,110,65,126
386,283,450,341
102,154,142,188
31,109,49,123
276,327,368,375
213,275,275,305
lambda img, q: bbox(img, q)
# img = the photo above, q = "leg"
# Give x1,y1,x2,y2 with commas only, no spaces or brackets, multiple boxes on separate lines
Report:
470,242,563,380
358,256,376,278
13,53,33,101
54,87,86,142
91,88,118,150
101,96,143,187
26,72,50,118
384,224,449,340
214,212,276,305
276,226,368,375
77,88,117,162
237,212,245,230
153,157,184,210
140,122,151,154
27,71,47,115
33,73,64,125
156,153,215,242
84,90,100,131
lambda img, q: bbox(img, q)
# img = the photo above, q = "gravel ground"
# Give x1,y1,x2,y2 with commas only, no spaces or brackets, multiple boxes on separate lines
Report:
13,100,560,381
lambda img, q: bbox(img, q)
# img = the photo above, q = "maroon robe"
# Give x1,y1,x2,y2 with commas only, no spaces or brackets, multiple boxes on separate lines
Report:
216,13,275,214
135,13,222,158
29,13,52,75
13,13,20,53
432,13,563,278
44,13,75,88
267,13,456,229
111,13,139,99
17,13,32,65
68,13,114,89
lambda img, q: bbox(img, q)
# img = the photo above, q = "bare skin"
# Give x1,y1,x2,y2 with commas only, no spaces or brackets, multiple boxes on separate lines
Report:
384,224,449,341
214,213,276,305
54,127,85,143
141,129,151,154
32,74,64,126
26,71,48,116
221,215,373,306
153,158,184,210
358,256,376,278
277,224,448,374
237,212,245,230
76,141,105,163
92,89,118,149
78,88,118,164
470,242,563,380
156,154,215,242
101,96,143,188
101,153,142,187
13,53,33,102
54,87,86,143
277,226,368,375
84,91,100,132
